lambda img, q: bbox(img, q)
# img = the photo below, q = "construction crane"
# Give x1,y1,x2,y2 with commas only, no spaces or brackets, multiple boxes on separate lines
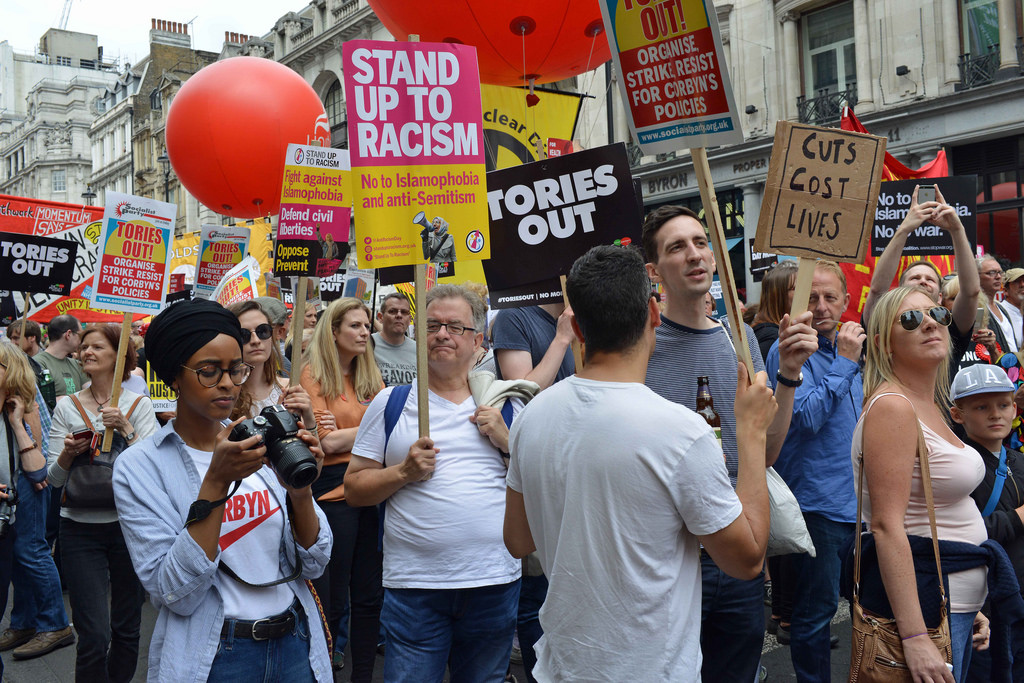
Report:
58,0,73,29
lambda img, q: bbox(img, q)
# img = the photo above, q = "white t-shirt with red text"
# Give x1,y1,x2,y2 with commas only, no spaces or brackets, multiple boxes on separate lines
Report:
186,446,294,620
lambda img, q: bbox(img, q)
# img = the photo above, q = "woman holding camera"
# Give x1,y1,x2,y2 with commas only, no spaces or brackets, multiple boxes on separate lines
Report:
0,341,50,679
300,297,385,680
228,300,315,429
112,298,332,682
46,324,158,681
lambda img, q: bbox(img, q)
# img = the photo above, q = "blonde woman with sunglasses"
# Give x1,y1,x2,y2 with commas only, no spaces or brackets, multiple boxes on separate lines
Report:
855,286,991,682
228,300,315,429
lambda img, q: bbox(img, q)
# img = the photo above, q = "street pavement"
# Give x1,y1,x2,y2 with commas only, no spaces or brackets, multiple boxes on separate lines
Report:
3,587,853,682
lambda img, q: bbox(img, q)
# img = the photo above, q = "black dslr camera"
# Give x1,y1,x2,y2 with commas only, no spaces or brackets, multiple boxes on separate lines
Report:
229,405,318,489
0,482,18,540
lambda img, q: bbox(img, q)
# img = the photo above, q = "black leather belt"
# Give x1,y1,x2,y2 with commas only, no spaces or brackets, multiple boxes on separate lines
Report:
222,600,299,640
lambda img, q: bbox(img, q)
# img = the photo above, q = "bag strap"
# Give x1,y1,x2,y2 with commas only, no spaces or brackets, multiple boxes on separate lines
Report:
854,396,946,614
68,394,96,431
4,411,16,480
383,384,412,452
981,446,1008,518
125,396,143,421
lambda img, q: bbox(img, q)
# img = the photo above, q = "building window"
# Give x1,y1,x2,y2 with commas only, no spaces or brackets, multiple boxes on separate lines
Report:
962,0,999,55
802,2,855,96
324,81,343,127
150,89,162,110
55,56,72,66
52,169,66,193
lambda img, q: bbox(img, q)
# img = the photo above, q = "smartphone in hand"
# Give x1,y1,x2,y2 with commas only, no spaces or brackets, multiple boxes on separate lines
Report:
918,185,936,204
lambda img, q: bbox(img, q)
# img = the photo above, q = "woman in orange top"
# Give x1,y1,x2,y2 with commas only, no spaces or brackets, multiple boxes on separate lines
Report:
300,298,384,680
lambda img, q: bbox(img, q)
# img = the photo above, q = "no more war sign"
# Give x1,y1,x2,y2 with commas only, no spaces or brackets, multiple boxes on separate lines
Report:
0,233,78,294
483,143,641,306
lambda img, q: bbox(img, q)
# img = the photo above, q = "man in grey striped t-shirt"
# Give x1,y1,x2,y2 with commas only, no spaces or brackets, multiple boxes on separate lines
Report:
641,205,817,682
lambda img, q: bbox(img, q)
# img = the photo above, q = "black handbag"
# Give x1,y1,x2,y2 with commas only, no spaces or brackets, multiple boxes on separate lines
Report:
62,394,142,510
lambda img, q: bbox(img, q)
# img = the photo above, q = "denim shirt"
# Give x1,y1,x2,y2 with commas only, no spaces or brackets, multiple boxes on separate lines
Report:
766,332,862,523
112,420,333,682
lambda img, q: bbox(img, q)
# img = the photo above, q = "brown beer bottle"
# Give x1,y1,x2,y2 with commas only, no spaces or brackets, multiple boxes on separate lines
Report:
696,376,723,457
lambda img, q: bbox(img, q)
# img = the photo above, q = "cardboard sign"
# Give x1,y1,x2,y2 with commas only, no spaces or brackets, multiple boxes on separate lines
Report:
482,143,641,307
343,40,489,268
194,225,250,299
871,176,978,256
91,192,175,314
754,121,886,263
211,255,261,307
0,233,78,294
599,0,742,155
275,144,351,277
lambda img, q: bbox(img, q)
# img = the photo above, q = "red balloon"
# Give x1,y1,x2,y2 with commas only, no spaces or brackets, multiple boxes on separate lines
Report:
166,57,329,218
368,0,611,87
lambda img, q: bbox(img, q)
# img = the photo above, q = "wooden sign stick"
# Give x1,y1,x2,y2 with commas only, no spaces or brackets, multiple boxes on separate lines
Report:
290,276,308,379
559,275,583,371
691,147,755,380
408,33,430,442
19,292,29,343
100,312,133,452
789,258,816,317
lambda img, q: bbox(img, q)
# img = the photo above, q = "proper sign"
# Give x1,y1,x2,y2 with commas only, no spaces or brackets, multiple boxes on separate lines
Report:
754,121,885,263
90,192,175,314
275,144,351,277
343,40,489,269
599,0,743,155
194,225,250,300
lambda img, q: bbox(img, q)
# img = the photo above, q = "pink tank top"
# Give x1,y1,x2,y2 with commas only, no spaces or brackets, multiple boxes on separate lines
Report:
852,392,988,612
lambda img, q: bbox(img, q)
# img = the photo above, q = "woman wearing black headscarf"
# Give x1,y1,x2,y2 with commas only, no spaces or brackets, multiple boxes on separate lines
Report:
112,299,333,682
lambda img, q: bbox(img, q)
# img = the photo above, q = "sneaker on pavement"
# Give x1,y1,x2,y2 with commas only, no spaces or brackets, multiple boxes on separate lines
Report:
12,626,75,660
510,644,523,665
0,628,36,652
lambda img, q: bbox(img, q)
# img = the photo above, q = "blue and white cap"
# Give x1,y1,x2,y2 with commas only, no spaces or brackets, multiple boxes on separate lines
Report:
951,364,1015,401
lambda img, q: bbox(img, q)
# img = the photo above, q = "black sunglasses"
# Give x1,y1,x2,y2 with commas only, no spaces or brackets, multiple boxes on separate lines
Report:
899,306,952,331
240,323,274,343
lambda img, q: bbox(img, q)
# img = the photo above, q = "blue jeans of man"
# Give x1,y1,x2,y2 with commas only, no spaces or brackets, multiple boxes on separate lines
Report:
789,512,856,682
60,519,145,683
381,580,520,683
207,602,316,682
700,552,765,681
9,473,68,632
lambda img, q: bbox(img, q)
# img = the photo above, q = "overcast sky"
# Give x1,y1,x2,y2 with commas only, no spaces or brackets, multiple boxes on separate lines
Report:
4,0,295,66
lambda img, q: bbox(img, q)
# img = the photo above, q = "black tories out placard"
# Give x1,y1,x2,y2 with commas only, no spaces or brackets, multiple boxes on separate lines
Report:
871,176,977,256
482,142,641,308
0,233,78,295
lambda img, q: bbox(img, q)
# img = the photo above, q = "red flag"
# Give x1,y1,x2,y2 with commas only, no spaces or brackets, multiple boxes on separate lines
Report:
838,108,952,322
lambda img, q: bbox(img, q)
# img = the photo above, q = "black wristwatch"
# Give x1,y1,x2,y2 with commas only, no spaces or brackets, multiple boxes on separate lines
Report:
775,371,803,388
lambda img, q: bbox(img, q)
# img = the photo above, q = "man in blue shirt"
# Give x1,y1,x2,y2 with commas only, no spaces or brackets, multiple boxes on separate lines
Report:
766,259,864,683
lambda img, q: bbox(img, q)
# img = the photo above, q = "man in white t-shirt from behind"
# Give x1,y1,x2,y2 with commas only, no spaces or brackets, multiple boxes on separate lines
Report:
504,245,777,681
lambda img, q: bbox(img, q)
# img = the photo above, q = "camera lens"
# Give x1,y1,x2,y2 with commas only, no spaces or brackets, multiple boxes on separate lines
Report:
267,437,319,489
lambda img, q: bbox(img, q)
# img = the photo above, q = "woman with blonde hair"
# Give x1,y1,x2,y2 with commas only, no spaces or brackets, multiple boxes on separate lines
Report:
228,300,315,430
300,297,384,680
854,286,991,682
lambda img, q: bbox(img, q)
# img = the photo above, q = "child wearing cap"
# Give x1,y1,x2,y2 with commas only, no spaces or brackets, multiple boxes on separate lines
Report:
949,363,1024,680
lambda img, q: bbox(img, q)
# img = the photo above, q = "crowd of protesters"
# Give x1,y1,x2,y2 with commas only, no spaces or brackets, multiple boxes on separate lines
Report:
2,186,1024,682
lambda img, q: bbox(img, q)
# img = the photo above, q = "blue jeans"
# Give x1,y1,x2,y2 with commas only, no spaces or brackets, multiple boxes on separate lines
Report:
700,552,765,681
9,473,68,632
60,519,145,683
382,580,520,683
208,602,316,682
789,513,856,682
949,610,976,683
517,573,548,683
